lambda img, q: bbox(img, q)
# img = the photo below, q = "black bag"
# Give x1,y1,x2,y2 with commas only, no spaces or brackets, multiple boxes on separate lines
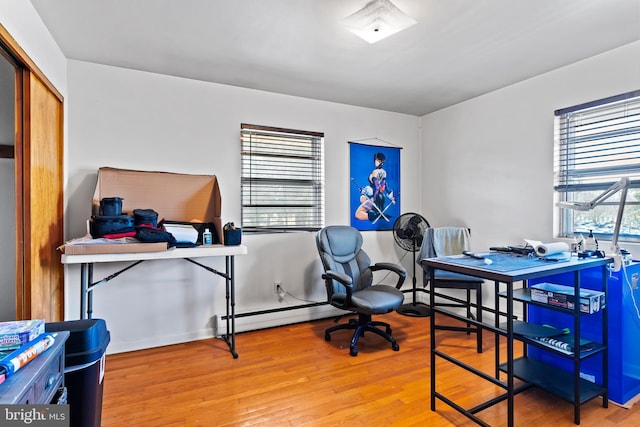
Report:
133,209,159,227
90,215,135,238
135,227,177,247
100,197,123,216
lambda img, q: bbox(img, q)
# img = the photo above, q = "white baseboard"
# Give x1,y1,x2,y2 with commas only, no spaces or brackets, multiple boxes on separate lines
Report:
106,304,343,354
107,328,214,354
106,292,514,354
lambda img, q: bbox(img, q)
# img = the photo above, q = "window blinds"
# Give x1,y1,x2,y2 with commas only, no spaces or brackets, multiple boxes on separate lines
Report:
241,124,324,231
554,90,640,192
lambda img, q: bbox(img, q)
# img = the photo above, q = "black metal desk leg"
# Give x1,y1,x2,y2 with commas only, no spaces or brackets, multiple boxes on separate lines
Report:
494,280,500,379
184,257,237,359
87,263,94,319
227,255,238,359
429,268,436,411
507,281,514,427
80,263,88,320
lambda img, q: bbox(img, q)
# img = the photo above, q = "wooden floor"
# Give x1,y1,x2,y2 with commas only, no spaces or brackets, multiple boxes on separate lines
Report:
102,312,640,426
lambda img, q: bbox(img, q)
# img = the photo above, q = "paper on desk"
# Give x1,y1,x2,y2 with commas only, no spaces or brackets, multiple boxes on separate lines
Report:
525,239,570,257
66,235,139,245
524,239,543,250
163,224,198,243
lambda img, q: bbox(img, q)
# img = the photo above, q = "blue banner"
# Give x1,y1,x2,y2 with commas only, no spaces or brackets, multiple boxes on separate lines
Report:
349,142,401,231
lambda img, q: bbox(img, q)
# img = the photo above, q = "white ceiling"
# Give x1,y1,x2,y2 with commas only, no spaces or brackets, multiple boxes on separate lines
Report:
30,0,640,116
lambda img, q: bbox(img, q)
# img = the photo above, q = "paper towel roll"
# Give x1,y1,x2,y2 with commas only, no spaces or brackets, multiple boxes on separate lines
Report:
534,242,570,257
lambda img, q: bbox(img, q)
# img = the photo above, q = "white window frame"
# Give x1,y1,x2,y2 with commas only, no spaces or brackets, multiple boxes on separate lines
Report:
241,123,324,232
555,90,640,243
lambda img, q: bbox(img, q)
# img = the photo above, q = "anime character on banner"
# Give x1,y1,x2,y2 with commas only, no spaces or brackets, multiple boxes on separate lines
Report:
349,142,401,231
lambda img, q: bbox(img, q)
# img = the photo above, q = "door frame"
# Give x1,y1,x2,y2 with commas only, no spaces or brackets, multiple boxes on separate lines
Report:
0,24,64,321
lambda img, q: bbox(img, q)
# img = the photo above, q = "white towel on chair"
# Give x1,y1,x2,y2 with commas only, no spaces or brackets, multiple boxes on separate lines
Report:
417,227,472,264
432,227,471,256
417,228,435,261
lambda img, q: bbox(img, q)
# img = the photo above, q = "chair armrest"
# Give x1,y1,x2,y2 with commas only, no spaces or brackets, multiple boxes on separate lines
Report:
370,262,407,289
322,270,353,286
322,270,354,307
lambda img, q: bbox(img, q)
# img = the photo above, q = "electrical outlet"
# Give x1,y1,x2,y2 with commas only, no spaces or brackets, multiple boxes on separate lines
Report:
273,281,282,294
277,285,286,299
632,273,639,290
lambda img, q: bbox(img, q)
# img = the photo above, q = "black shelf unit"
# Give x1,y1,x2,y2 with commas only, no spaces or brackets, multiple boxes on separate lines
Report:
498,289,606,358
497,282,608,424
494,320,605,359
422,254,610,427
498,358,606,404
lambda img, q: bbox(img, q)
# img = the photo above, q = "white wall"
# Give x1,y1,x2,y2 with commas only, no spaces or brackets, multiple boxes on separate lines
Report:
65,60,423,353
421,41,640,317
0,1,67,96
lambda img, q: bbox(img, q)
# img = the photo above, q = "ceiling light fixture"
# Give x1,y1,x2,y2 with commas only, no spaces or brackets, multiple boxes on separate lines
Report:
342,0,417,44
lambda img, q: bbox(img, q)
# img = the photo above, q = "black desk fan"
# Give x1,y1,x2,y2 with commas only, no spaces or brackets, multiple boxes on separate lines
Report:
392,212,431,317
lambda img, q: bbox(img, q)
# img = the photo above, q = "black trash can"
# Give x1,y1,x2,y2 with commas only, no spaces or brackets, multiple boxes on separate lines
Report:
46,319,111,427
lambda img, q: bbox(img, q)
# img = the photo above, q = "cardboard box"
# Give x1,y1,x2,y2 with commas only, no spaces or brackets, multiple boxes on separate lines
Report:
59,236,167,255
0,319,44,351
91,167,223,243
530,282,605,314
60,167,224,255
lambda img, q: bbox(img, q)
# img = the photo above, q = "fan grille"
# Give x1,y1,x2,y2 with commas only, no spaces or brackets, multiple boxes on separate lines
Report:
393,213,429,252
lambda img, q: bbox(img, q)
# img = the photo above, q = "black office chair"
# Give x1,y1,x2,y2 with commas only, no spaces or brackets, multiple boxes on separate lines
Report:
316,225,406,356
418,227,484,353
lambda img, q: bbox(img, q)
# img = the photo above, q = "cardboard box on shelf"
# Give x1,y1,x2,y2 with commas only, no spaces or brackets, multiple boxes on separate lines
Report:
92,167,222,241
61,167,223,255
59,236,167,255
530,282,606,314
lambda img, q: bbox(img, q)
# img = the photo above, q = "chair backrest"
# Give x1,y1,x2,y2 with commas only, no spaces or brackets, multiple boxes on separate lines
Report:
316,226,374,301
418,227,472,260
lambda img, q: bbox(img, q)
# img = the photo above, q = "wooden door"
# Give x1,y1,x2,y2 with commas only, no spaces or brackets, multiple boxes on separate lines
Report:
0,25,64,321
19,72,64,320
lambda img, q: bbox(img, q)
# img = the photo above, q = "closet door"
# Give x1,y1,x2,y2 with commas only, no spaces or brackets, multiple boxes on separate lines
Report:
18,71,64,321
0,23,65,322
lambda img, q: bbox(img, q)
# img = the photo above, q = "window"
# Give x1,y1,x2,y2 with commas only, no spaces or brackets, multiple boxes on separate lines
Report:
241,123,324,231
555,90,640,243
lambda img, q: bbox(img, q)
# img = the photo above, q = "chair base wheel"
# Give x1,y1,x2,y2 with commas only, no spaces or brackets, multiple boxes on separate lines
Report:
325,313,400,356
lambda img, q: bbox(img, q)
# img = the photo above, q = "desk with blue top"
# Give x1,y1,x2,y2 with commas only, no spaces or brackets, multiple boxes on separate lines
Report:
422,253,612,426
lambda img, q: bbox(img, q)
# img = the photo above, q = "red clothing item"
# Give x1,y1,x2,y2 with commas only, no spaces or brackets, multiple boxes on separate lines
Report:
102,231,137,239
